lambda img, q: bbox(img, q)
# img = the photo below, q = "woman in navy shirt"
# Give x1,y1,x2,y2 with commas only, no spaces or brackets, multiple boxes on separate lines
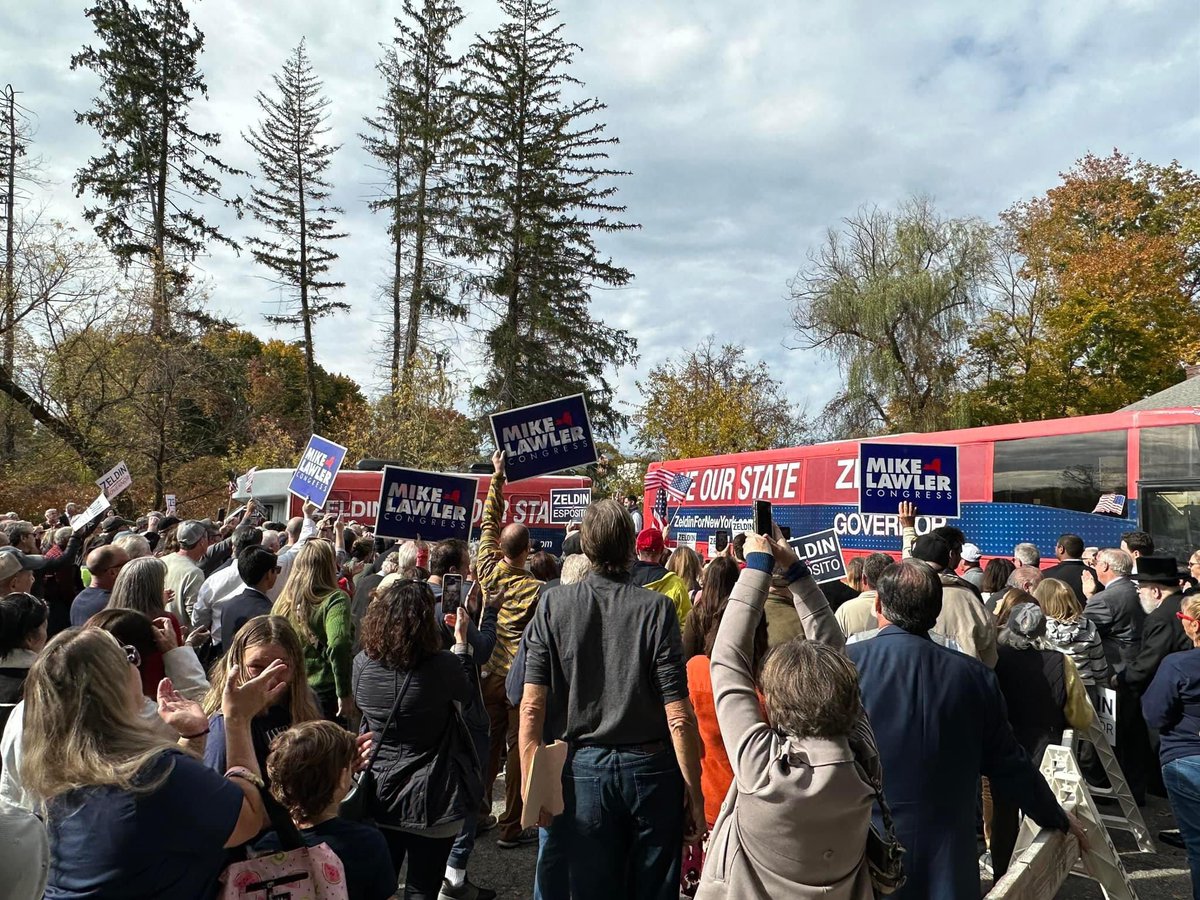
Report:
1143,592,1200,896
21,626,290,898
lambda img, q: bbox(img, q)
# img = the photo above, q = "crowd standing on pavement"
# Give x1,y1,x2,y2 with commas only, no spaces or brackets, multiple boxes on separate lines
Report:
1,460,1199,900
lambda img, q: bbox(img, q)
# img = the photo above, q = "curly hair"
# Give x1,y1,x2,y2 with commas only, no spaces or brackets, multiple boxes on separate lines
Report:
267,720,356,823
359,579,442,670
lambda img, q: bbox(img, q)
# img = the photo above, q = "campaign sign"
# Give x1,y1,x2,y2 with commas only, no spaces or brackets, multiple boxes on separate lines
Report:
549,487,592,525
71,491,111,534
788,529,847,584
288,434,348,508
375,466,478,542
491,394,597,483
95,460,132,500
164,494,177,516
858,443,959,518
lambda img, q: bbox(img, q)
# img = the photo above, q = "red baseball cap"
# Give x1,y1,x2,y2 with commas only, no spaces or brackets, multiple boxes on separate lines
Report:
636,528,664,554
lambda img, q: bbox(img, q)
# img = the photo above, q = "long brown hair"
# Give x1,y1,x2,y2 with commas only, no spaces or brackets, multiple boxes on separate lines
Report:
203,615,320,725
691,556,740,643
272,541,341,642
22,628,176,803
668,547,703,593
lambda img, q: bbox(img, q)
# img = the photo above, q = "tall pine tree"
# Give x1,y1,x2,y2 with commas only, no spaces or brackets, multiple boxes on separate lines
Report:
71,0,243,334
464,0,638,434
244,39,346,433
361,0,469,396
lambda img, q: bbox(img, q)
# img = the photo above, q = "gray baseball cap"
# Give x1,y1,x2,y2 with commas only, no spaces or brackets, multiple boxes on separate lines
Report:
177,520,208,548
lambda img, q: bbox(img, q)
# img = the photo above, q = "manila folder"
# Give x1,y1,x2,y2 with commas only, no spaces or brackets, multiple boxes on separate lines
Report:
521,741,568,829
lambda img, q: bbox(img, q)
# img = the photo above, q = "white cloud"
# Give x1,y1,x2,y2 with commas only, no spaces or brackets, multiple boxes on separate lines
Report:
0,0,1196,446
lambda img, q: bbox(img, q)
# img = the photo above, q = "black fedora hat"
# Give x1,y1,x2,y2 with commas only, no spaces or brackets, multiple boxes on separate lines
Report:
1133,556,1182,586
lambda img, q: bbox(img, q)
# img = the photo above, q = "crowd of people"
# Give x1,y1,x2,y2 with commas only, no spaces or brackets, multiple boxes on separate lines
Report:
0,473,1199,899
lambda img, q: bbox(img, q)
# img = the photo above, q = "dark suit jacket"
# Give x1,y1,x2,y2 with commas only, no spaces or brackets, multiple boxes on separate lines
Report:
352,572,384,636
1083,577,1145,673
1043,559,1097,606
1122,593,1192,695
220,588,273,649
847,627,1068,899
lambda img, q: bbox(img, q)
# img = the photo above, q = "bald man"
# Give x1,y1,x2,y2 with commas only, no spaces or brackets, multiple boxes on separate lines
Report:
71,545,129,626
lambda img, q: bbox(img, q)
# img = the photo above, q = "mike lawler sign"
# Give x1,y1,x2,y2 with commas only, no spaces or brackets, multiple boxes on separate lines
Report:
858,442,960,518
374,466,478,542
288,434,348,509
490,393,597,483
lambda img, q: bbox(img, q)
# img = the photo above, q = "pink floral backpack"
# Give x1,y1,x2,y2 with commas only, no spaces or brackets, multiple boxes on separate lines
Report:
220,788,349,900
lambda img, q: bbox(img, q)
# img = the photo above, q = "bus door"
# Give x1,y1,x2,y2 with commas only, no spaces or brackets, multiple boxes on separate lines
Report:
1138,479,1200,561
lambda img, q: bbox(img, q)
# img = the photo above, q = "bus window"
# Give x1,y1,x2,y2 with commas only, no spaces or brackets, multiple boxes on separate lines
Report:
1140,424,1200,480
993,431,1128,512
1140,486,1200,561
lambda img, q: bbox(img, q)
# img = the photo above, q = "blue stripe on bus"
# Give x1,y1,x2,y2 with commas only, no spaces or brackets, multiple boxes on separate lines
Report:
664,502,1136,558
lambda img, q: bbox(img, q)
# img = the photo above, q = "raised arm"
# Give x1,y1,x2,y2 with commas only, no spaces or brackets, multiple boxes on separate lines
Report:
475,450,507,588
763,532,843,650
709,541,779,787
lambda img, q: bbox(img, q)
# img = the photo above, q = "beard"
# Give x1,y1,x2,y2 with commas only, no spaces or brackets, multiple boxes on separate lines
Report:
1139,597,1160,615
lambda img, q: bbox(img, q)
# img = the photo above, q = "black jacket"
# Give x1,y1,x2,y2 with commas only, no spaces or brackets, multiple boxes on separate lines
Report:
220,587,273,649
1083,577,1145,674
1043,559,1097,606
352,649,482,829
1122,593,1192,695
631,560,668,587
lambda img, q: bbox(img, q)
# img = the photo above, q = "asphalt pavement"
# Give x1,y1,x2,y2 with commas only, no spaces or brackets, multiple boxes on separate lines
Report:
454,782,1193,899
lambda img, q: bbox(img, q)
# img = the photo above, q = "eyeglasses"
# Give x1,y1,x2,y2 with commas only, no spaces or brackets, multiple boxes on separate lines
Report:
121,644,141,668
1189,561,1200,569
273,566,282,573
1177,612,1198,624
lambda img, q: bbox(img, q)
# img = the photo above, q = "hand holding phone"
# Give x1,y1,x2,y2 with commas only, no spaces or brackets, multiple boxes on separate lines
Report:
442,573,463,609
753,500,772,537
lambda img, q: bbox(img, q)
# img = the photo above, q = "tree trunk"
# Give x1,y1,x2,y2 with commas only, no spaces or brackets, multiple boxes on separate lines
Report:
297,140,317,433
1,86,16,457
390,142,403,401
153,42,171,335
403,157,428,383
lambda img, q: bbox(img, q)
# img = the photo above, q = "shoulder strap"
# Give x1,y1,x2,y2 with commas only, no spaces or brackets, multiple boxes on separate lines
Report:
260,785,306,851
360,668,415,774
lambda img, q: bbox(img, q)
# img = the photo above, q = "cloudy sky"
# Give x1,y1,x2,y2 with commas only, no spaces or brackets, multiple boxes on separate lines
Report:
2,0,1198,438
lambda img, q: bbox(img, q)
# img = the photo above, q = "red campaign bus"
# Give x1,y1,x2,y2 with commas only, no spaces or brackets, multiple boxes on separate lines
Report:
643,407,1200,564
234,467,590,553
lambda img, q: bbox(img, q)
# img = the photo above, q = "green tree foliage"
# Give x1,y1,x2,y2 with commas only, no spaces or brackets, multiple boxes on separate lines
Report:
463,0,638,435
244,39,347,433
789,197,991,437
331,353,480,471
967,152,1200,421
634,338,809,459
71,0,243,333
361,0,469,394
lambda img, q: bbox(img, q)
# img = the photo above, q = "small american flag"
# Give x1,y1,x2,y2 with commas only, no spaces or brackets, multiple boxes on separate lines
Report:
1092,493,1127,515
644,468,694,501
242,466,258,495
653,488,668,529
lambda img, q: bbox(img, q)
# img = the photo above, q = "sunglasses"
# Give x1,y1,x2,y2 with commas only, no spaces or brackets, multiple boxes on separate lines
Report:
122,644,142,668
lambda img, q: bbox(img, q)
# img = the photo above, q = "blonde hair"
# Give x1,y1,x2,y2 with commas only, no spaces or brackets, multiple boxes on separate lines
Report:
667,547,703,593
560,554,592,585
21,628,176,803
108,556,169,617
1034,578,1082,622
271,541,341,642
1184,595,1200,621
204,615,320,725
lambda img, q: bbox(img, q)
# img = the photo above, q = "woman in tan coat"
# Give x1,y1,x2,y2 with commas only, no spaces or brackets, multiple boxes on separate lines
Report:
697,531,878,900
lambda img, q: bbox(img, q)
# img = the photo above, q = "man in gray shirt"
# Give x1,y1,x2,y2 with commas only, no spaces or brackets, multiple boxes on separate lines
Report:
520,499,703,900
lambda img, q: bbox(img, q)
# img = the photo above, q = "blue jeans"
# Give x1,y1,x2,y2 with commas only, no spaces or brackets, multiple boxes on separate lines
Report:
533,824,567,900
1164,756,1200,897
544,744,684,900
447,723,490,870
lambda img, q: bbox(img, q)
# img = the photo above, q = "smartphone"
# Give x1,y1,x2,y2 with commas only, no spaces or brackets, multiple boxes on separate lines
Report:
442,573,463,609
216,506,227,522
714,530,729,552
779,525,792,541
753,500,772,537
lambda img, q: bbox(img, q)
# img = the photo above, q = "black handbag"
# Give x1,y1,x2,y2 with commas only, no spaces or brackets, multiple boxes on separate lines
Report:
854,759,906,896
339,670,413,822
